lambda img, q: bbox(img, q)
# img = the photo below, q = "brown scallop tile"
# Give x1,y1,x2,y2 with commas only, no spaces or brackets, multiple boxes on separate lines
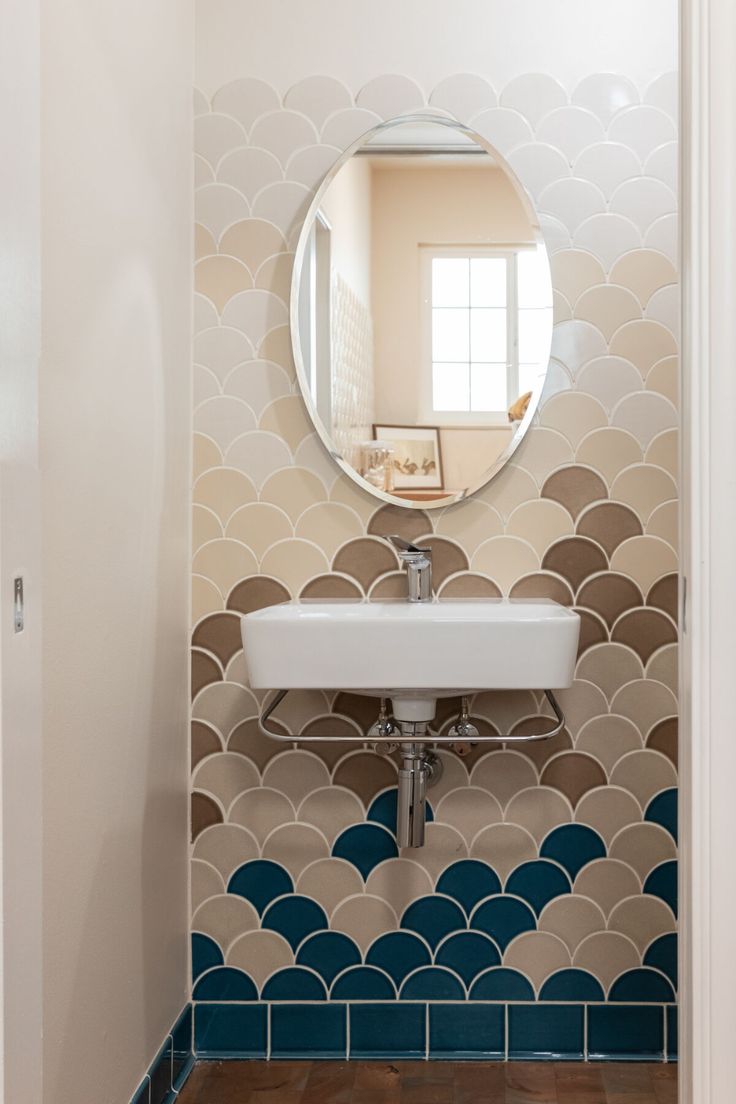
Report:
192,649,223,700
577,573,644,627
510,572,574,605
507,720,573,769
647,573,678,621
611,608,678,664
369,571,410,599
226,575,291,614
541,466,608,520
574,608,609,655
332,751,397,803
367,503,432,542
192,611,244,665
541,537,608,591
334,692,382,731
421,536,469,589
332,538,398,590
299,715,362,769
437,573,502,599
646,716,678,767
540,752,607,807
228,717,288,770
192,792,223,841
192,720,224,770
299,574,363,599
576,502,643,556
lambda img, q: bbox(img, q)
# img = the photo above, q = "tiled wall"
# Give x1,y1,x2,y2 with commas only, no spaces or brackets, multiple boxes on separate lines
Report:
191,70,678,1060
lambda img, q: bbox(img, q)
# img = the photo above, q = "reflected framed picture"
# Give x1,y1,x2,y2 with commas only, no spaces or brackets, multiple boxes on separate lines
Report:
373,424,444,491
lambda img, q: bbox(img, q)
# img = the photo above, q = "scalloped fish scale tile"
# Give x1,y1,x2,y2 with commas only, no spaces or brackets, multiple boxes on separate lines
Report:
429,74,497,120
572,74,640,125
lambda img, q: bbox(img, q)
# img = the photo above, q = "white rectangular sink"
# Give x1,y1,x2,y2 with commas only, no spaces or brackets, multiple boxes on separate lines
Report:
242,599,580,694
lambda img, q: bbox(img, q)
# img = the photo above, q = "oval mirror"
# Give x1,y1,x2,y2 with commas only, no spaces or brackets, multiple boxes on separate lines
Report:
291,113,553,508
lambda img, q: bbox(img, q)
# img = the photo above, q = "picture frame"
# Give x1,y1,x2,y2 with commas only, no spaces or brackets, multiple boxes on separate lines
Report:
373,424,444,490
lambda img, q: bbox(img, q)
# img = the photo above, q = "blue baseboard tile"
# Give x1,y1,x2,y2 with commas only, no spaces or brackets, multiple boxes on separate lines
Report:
587,1004,665,1061
131,1077,150,1104
429,1003,504,1059
350,1003,426,1059
271,1003,347,1058
195,1002,268,1057
667,1004,678,1061
508,1004,585,1060
128,1003,194,1104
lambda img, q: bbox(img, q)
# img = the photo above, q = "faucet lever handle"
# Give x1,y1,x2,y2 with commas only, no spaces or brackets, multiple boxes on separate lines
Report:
385,534,431,557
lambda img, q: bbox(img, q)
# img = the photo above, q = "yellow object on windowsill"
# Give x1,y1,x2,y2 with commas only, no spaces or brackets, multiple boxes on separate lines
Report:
508,390,533,423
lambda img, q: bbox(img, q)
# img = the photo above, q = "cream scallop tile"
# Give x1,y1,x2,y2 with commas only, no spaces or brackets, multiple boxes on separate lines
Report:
573,214,642,271
294,503,363,559
193,366,221,408
194,87,210,116
471,537,539,593
261,822,330,878
192,752,260,810
250,110,319,163
610,537,677,592
192,576,224,624
430,74,497,119
262,468,331,522
539,896,607,955
284,76,353,127
193,506,224,554
195,219,216,256
276,690,331,733
536,107,606,163
574,787,643,846
320,108,382,148
572,931,640,990
195,157,215,191
575,715,644,773
576,358,645,414
252,181,312,237
504,931,571,990
549,251,606,307
192,895,259,953
505,787,572,844
540,393,607,449
194,113,248,169
470,108,534,155
226,503,293,558
470,751,539,809
229,787,295,844
423,751,469,804
434,499,504,556
553,291,573,323
553,680,609,737
609,105,676,160
433,788,503,846
332,895,399,952
506,500,574,558
195,397,257,451
608,895,676,954
609,249,677,305
193,468,257,524
576,645,644,703
224,432,293,488
610,178,677,234
356,74,424,117
539,360,573,404
330,477,385,525
644,214,678,265
573,143,641,199
470,824,537,883
192,539,259,596
298,787,365,845
646,645,678,697
217,147,283,202
645,284,679,337
574,285,642,342
221,289,288,342
296,858,365,914
611,679,678,738
473,464,538,520
507,144,571,199
549,320,608,378
403,823,468,881
262,751,332,805
609,750,678,806
195,327,255,383
572,74,639,125
293,434,342,491
191,859,225,913
285,145,340,191
259,396,312,453
610,464,677,522
193,434,223,480
538,179,606,235
195,294,220,335
513,428,574,485
212,78,281,129
573,858,642,917
575,428,643,483
538,214,572,255
195,183,251,242
192,823,260,881
220,220,287,272
365,860,434,917
645,73,679,121
227,930,294,989
645,142,678,192
646,502,678,548
609,822,676,879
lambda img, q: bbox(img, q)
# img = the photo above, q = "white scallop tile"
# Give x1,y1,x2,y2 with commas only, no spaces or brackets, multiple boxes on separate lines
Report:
220,290,288,343
500,74,567,127
195,184,251,241
252,181,312,236
286,145,341,190
320,108,382,148
195,327,256,383
573,214,642,270
574,285,642,342
645,285,679,335
573,143,641,199
356,74,425,117
549,320,608,378
195,156,215,189
284,76,352,127
576,357,645,414
195,396,258,450
572,74,639,125
193,365,221,408
212,78,281,131
645,355,678,407
644,214,678,265
195,113,248,169
645,72,678,122
536,107,606,163
430,73,497,119
608,106,676,161
550,251,607,305
250,111,320,164
538,214,572,255
224,431,294,487
645,143,678,193
194,294,220,336
507,144,570,199
609,178,676,234
217,147,283,201
470,108,534,156
225,360,293,415
611,392,677,449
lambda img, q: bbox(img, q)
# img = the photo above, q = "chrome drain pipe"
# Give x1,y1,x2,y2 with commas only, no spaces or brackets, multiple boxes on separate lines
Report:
396,738,441,848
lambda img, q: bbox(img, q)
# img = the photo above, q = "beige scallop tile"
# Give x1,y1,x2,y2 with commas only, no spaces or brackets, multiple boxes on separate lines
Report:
194,293,220,335
609,249,677,305
646,501,678,548
331,751,398,804
540,394,608,450
259,324,295,371
574,285,642,341
470,751,539,809
268,689,331,734
195,256,253,313
553,291,573,322
434,500,503,554
365,859,434,916
471,537,539,593
330,477,385,525
608,895,676,954
261,750,331,805
191,858,225,913
194,468,257,524
261,468,328,522
646,356,679,407
225,503,293,558
226,930,294,989
646,644,678,696
195,397,258,452
610,679,678,735
193,539,259,597
575,428,643,483
192,823,260,881
254,252,293,301
217,144,283,199
220,289,289,346
252,180,312,236
554,680,609,737
250,109,319,163
573,858,642,917
195,325,256,380
609,822,677,880
575,786,643,845
423,751,470,803
505,787,572,844
192,894,260,953
193,434,223,479
193,505,224,552
610,464,677,525
192,752,260,811
471,690,539,733
572,931,640,990
229,787,295,844
575,357,644,416
515,428,574,487
470,824,537,883
297,787,365,845
261,822,330,878
576,644,644,702
645,427,678,479
575,715,643,773
294,434,343,491
473,464,538,520
296,857,365,914
610,536,677,592
193,364,223,408
403,823,468,882
259,396,312,453
225,432,294,489
195,183,250,241
433,788,503,846
196,222,217,259
331,895,398,953
538,895,607,954
506,500,575,558
504,931,571,990
550,251,607,306
192,683,260,739
572,214,641,272
212,77,279,127
284,75,352,126
260,539,329,592
612,392,677,452
609,319,677,375
293,503,363,559
608,750,678,807
192,576,225,625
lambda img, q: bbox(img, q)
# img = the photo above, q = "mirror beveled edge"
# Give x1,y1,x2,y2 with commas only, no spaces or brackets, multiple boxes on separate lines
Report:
289,110,552,511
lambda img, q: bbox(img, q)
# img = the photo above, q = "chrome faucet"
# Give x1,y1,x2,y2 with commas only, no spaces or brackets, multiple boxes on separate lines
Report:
385,535,432,602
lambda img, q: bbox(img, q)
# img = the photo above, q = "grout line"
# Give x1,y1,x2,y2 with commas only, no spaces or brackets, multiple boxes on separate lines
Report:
663,1005,668,1062
583,1004,588,1062
346,1003,351,1060
266,1002,272,1061
425,1004,429,1061
504,1003,509,1061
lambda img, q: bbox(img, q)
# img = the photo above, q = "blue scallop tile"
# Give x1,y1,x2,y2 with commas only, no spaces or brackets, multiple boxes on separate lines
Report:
194,1003,267,1058
331,823,398,879
401,896,466,949
429,1004,505,1059
509,1004,584,1060
349,1003,425,1059
191,933,223,982
261,966,327,1001
538,968,605,1002
644,932,677,990
400,965,466,1000
365,931,432,984
270,1004,347,1059
435,931,501,986
587,1005,664,1060
469,895,536,951
296,930,361,985
131,1077,150,1104
192,967,258,1002
262,895,328,950
330,965,396,1000
667,1005,678,1060
609,967,676,1003
504,860,571,915
227,859,293,915
468,967,535,1001
436,860,502,914
643,860,678,916
540,824,607,879
171,1005,193,1091
645,788,678,842
367,787,434,834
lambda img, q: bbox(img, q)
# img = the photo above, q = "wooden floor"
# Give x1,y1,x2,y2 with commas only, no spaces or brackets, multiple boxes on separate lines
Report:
178,1060,677,1103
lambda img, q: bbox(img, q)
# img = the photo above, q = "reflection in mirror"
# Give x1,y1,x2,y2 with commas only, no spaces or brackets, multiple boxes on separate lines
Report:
293,115,553,508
